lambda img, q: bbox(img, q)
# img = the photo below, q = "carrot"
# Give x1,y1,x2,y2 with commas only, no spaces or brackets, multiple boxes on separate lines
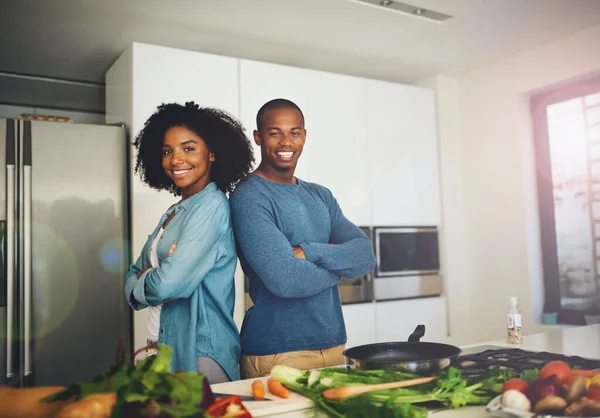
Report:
251,380,265,400
573,370,600,378
55,393,116,418
0,386,70,418
267,378,290,399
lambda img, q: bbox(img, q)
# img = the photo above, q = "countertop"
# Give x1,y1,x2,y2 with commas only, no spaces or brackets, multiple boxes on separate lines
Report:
211,324,600,417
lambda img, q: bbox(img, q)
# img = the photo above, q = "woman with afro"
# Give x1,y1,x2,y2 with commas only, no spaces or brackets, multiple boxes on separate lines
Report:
124,101,254,382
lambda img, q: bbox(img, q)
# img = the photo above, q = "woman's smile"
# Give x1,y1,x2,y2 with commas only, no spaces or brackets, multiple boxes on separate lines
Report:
170,167,193,179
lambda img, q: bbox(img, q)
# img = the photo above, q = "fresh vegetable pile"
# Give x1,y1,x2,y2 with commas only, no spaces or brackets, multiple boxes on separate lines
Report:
499,360,600,416
269,364,535,418
39,344,251,418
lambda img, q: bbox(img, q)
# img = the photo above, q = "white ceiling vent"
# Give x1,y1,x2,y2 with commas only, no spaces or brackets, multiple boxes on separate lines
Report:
346,0,452,23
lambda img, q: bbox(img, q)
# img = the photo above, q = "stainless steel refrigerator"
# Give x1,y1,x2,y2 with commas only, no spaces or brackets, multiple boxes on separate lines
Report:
0,118,132,387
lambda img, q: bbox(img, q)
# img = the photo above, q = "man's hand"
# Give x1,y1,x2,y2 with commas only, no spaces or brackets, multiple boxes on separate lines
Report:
292,246,306,260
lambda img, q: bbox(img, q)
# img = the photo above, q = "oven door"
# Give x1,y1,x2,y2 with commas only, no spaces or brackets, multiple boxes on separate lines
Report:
338,272,374,304
338,226,375,304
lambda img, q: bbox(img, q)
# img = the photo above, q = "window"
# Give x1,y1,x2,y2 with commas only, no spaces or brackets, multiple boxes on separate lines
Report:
531,74,600,324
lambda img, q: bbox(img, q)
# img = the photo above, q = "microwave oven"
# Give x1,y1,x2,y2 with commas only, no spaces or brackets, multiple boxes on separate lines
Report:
372,226,442,300
373,226,440,277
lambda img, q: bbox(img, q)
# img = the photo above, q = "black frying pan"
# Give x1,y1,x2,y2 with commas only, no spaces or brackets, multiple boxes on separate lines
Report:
342,325,461,376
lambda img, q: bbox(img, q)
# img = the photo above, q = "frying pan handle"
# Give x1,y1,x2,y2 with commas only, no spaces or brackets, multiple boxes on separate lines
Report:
408,325,425,342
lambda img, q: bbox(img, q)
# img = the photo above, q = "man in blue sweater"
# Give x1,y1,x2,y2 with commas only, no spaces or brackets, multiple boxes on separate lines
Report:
229,98,376,379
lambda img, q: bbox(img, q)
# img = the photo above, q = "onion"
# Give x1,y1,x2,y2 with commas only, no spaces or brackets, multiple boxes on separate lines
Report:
502,389,531,411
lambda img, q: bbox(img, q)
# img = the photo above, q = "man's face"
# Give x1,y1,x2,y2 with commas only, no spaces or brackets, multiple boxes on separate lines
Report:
254,107,306,173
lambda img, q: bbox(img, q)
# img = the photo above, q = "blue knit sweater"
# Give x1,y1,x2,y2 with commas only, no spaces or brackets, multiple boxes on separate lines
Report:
229,174,376,355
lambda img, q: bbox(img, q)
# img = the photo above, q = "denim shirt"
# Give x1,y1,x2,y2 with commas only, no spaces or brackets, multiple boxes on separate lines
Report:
125,182,241,381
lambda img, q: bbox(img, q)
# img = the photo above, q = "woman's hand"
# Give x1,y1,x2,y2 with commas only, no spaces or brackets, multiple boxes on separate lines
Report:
137,268,150,279
292,246,306,259
138,244,176,279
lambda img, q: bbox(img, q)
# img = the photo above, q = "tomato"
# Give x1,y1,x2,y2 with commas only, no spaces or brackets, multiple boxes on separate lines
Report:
587,384,600,401
539,360,573,386
502,378,529,395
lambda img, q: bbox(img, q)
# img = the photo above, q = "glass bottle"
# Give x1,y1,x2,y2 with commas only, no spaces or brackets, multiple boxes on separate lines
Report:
507,296,523,344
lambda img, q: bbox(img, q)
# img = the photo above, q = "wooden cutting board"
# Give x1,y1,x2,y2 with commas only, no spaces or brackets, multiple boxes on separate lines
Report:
211,376,315,417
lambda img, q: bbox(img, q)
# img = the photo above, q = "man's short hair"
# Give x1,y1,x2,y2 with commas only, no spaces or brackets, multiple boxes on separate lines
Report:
256,98,305,131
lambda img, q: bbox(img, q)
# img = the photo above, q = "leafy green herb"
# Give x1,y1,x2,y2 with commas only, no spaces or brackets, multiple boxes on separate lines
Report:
519,368,540,384
43,345,213,418
471,366,518,393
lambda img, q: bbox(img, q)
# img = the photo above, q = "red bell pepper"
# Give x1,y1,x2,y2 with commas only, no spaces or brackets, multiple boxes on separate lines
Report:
205,395,252,418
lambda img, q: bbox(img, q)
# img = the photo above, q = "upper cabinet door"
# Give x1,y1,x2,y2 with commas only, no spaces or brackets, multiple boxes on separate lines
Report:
132,44,240,131
239,59,310,173
366,80,441,226
304,72,370,226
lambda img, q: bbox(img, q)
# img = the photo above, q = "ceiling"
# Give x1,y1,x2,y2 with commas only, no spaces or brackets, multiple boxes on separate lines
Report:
2,0,600,87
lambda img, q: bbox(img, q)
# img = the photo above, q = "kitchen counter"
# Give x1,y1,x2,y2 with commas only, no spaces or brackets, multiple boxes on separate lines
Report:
211,324,600,417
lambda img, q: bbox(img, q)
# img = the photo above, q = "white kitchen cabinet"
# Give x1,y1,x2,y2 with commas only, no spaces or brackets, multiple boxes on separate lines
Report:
375,297,448,343
366,80,441,226
130,43,239,139
304,73,370,226
342,303,377,349
106,43,244,350
239,60,371,225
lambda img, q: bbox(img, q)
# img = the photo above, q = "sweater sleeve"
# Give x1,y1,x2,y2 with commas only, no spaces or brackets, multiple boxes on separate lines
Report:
299,190,376,279
132,194,228,306
230,189,341,299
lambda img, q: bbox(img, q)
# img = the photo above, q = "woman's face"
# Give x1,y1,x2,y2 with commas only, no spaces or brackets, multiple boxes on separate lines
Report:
162,125,213,200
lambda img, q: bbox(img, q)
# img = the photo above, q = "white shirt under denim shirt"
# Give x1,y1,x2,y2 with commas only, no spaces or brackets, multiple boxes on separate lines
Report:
125,182,241,381
147,227,164,347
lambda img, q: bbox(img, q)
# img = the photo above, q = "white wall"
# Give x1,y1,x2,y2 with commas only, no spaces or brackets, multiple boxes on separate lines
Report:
417,75,473,345
423,22,600,345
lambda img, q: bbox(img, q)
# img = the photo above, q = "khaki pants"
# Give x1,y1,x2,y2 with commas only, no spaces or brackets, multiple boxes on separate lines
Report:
240,344,346,379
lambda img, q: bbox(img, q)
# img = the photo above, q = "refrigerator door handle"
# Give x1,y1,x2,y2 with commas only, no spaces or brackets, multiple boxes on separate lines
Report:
5,166,15,383
22,122,32,385
4,118,16,385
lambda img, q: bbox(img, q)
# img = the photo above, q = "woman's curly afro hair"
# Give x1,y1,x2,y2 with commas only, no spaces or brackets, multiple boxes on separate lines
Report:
133,101,254,195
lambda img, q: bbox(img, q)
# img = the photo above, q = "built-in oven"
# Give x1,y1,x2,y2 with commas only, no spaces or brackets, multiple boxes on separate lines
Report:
337,226,374,304
372,226,443,301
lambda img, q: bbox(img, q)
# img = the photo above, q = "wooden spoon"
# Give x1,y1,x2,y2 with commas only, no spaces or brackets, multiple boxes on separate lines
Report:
322,376,436,401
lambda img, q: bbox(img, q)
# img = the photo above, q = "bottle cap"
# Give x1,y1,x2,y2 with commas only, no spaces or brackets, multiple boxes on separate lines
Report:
508,296,519,308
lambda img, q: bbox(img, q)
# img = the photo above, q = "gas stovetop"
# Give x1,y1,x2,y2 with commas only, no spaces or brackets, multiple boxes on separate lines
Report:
452,346,600,379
